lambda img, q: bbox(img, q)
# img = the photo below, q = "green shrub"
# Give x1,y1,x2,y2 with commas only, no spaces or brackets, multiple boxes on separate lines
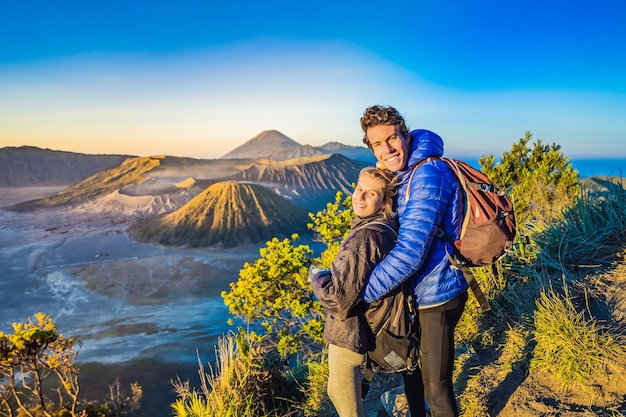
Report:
307,191,353,268
480,131,579,235
221,234,323,358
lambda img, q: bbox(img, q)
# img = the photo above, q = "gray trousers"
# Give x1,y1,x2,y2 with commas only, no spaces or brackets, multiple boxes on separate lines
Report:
327,343,367,417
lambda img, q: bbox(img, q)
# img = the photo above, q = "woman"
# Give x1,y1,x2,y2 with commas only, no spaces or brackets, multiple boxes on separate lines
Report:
310,166,399,417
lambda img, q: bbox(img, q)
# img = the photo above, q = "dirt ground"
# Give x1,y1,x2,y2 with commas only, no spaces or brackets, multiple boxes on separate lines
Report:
494,264,626,417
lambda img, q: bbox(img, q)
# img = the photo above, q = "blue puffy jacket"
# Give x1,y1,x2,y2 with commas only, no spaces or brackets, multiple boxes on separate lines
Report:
361,129,469,307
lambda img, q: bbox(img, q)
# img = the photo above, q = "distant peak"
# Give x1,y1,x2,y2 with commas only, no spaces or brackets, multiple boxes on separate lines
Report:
220,130,305,159
248,130,299,145
320,142,347,150
258,129,282,135
219,130,375,163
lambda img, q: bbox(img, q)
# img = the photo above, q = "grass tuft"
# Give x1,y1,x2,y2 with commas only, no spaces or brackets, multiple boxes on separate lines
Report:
171,331,290,417
531,286,626,389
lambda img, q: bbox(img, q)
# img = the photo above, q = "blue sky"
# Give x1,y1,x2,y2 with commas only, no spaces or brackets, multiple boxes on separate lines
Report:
1,0,625,160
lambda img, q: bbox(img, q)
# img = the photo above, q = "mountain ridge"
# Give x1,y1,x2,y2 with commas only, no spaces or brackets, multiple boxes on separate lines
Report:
10,156,163,211
220,129,375,163
0,146,131,187
226,153,368,210
3,130,376,247
1,130,375,188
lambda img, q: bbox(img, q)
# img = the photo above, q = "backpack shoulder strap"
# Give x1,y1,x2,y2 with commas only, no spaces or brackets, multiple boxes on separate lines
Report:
404,156,466,239
357,221,398,243
446,249,491,312
404,157,439,204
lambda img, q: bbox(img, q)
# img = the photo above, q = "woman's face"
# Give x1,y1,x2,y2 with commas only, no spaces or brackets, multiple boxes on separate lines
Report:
352,174,385,218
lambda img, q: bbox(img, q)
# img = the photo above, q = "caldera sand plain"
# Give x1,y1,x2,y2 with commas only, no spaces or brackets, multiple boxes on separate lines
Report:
0,186,269,416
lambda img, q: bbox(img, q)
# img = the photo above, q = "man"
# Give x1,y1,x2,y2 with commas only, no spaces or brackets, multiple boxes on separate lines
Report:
360,105,469,417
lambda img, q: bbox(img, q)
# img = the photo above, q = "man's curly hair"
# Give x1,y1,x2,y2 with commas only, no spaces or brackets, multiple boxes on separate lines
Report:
360,105,410,148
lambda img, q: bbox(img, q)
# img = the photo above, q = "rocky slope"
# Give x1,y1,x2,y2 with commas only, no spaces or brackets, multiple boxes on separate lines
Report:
10,156,163,211
130,181,309,247
226,153,369,210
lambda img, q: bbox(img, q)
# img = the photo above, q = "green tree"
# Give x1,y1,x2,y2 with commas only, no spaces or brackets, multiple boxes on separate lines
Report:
479,131,579,233
307,191,353,268
222,234,324,357
1,313,142,417
0,312,82,417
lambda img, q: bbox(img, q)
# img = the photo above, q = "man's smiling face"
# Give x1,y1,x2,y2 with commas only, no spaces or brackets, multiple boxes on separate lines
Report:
366,124,410,172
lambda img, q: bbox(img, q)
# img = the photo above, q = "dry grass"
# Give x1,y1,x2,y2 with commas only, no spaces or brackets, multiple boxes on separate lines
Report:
531,286,626,389
171,334,260,417
533,179,626,272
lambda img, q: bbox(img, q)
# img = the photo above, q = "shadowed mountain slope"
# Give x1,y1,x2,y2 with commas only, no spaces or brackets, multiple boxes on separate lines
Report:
130,181,308,247
0,146,130,187
318,141,376,164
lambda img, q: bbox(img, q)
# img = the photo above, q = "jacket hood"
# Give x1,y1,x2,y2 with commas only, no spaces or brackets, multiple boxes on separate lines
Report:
405,129,444,170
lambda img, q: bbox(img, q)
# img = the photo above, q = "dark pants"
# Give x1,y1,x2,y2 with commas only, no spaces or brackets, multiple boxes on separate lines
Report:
402,292,467,417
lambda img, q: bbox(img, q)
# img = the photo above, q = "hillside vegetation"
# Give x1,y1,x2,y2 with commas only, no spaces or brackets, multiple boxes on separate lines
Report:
177,132,626,417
